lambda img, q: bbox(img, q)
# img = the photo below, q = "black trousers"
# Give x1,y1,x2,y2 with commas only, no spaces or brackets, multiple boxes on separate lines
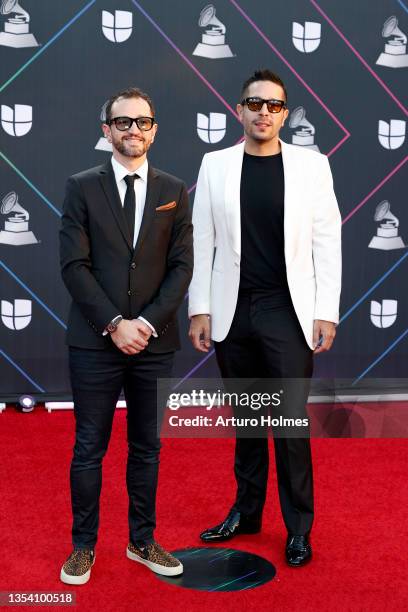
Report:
68,346,174,549
214,291,314,536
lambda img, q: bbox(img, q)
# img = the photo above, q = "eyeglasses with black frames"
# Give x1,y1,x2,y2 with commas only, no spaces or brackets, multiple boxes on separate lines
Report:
108,116,155,131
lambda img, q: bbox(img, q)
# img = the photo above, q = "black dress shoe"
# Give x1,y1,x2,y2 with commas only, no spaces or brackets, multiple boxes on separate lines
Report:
200,509,261,542
285,535,312,567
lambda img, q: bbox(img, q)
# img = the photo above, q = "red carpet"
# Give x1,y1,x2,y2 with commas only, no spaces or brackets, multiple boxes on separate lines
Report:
0,408,407,611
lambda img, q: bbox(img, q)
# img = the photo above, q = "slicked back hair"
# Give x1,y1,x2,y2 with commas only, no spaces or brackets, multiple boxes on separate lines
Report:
240,69,288,103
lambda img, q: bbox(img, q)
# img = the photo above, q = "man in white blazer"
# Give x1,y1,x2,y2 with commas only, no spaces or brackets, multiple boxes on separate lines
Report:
188,70,341,566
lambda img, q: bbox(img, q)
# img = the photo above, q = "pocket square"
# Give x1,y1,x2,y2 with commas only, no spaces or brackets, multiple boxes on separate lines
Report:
156,201,176,211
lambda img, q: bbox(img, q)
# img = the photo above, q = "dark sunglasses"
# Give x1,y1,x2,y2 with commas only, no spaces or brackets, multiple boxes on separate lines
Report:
241,97,286,113
108,116,155,131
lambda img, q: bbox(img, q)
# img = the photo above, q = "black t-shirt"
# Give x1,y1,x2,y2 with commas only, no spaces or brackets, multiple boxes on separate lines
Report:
239,151,291,296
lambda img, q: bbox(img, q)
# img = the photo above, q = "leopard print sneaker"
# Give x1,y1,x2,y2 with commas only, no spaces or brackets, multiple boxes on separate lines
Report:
126,541,183,576
60,548,95,585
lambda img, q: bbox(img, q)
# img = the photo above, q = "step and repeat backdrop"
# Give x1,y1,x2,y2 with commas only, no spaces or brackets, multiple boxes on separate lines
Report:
0,0,407,399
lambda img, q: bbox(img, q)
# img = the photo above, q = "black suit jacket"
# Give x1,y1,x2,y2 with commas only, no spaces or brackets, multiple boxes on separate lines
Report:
59,161,193,352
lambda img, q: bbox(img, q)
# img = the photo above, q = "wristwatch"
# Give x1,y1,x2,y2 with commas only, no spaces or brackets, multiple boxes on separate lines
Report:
106,315,123,334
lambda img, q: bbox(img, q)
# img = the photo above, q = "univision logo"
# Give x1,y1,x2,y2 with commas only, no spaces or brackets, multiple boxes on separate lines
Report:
1,104,32,136
292,21,321,53
378,119,406,149
102,10,132,43
1,299,32,330
370,299,397,328
197,112,226,144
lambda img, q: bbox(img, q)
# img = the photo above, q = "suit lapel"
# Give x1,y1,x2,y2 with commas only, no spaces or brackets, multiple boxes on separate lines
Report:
99,161,133,251
224,142,245,258
133,165,162,260
280,139,299,268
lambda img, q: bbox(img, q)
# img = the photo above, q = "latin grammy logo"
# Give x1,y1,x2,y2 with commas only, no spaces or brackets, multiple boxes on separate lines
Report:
95,100,112,152
0,0,39,48
193,4,234,59
376,16,408,68
0,191,39,246
368,200,406,250
289,106,320,152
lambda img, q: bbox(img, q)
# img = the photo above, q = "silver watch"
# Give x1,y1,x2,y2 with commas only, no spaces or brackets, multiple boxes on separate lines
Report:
106,315,123,334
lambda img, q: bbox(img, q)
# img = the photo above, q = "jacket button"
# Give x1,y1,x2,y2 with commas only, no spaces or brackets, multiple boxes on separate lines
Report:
127,290,131,296
130,262,136,269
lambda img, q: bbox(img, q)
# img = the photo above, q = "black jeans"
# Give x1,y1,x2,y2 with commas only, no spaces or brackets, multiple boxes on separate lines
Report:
68,346,174,549
214,290,314,536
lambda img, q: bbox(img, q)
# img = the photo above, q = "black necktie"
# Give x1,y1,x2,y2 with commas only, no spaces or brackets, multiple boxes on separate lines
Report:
123,174,139,243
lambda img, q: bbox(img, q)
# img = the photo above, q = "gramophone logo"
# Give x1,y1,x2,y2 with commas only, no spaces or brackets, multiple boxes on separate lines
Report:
0,191,39,246
1,299,32,330
197,112,226,143
102,10,132,43
378,119,406,149
95,100,112,152
289,106,320,151
376,16,408,68
193,4,234,59
368,200,406,250
292,21,321,53
370,299,398,328
0,0,38,47
1,104,32,136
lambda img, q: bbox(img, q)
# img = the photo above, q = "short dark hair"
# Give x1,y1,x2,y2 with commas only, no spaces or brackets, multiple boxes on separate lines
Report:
241,69,288,103
104,87,155,123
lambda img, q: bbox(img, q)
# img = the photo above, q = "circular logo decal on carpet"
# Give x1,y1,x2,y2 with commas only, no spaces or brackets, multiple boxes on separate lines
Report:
155,547,276,591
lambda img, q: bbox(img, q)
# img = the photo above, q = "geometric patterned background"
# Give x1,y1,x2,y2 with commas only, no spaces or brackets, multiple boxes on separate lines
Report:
0,0,407,399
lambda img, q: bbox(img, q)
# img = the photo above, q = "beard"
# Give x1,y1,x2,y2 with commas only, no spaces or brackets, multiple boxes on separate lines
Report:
112,134,150,158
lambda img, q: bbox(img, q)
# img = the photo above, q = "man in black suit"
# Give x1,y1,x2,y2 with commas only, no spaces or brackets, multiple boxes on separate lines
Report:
59,87,193,584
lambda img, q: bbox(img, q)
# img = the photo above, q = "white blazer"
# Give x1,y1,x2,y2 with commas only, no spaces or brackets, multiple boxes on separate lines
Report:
188,140,342,349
